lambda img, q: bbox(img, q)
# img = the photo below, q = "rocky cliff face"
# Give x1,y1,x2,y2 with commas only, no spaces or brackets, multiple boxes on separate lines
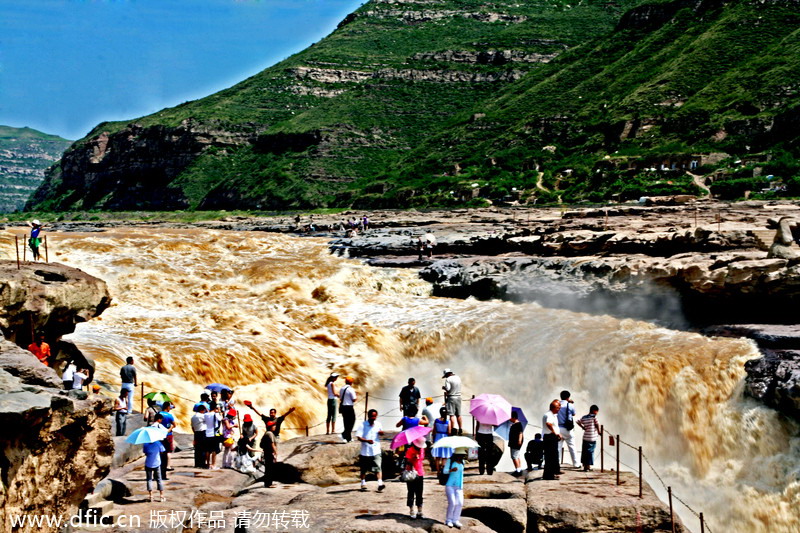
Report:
0,341,113,533
0,126,71,213
0,261,112,533
26,0,634,211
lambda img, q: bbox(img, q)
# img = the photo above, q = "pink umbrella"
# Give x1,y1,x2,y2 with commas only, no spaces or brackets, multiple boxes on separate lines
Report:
469,393,512,426
390,426,432,450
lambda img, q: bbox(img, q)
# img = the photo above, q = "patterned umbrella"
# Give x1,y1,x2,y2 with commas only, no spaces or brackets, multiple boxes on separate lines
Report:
431,436,479,450
390,426,432,450
469,393,512,426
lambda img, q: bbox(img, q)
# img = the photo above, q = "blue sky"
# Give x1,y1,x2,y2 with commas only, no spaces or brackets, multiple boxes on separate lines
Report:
0,0,363,140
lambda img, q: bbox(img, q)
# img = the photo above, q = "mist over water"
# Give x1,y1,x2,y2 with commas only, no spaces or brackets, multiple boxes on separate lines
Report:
44,228,799,532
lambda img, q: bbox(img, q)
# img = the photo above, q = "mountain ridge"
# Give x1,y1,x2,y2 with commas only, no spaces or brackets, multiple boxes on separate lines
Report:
26,0,800,212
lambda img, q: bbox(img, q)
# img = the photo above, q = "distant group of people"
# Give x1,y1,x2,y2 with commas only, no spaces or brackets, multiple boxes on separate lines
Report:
541,390,602,480
416,232,436,259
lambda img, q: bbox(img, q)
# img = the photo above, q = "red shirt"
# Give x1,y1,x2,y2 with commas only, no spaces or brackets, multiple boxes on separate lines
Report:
29,342,51,366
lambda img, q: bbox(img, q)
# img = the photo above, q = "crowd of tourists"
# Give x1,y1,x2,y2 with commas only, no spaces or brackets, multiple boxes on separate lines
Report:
34,346,602,526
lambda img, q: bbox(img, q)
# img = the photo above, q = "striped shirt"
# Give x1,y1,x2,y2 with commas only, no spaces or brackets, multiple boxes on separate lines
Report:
578,413,600,441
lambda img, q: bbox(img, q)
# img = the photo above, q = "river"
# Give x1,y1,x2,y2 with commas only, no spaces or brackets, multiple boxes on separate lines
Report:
47,227,799,532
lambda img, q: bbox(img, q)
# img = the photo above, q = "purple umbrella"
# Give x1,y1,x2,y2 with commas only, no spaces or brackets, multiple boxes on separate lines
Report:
205,383,232,393
469,393,512,426
390,426,432,450
494,407,529,440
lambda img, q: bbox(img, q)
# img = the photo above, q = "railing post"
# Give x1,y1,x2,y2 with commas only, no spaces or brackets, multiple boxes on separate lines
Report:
364,392,369,420
700,512,705,533
140,383,144,414
15,236,20,269
305,425,309,437
638,446,643,498
600,425,604,472
23,236,26,262
668,486,675,533
616,434,620,485
44,236,49,263
471,394,476,435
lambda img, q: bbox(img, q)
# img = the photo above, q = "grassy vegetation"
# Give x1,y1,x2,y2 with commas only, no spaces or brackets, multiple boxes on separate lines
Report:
27,0,800,211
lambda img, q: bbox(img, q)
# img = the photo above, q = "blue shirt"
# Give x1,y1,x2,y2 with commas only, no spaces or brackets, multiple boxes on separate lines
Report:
401,416,420,431
557,402,575,426
445,459,463,488
143,441,165,468
159,411,175,432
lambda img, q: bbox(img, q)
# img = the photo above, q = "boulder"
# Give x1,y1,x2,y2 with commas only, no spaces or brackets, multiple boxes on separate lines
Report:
0,342,113,533
0,261,111,347
744,349,800,420
526,471,683,532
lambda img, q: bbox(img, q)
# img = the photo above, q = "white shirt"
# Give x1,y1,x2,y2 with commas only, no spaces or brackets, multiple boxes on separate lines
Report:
443,375,462,397
476,422,493,435
204,412,222,438
72,371,87,389
340,385,356,406
543,411,559,435
114,396,128,413
327,382,337,400
191,412,207,433
62,363,75,382
358,420,382,456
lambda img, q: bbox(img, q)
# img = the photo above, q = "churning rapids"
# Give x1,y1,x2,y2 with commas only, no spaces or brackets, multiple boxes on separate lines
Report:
42,228,800,532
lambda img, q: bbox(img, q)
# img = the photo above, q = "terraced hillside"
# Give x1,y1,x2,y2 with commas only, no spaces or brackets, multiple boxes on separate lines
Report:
0,126,71,213
378,0,800,206
26,0,637,211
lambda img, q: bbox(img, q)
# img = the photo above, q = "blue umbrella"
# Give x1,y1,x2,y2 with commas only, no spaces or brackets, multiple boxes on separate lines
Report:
193,402,210,412
205,383,232,393
494,406,528,440
126,426,168,444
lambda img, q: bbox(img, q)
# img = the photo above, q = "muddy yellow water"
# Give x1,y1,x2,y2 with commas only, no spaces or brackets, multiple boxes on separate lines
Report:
16,227,800,532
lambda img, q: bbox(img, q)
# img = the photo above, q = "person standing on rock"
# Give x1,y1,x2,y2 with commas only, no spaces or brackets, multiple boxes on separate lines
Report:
399,377,422,416
542,400,562,480
204,403,223,469
339,376,358,443
143,398,160,426
577,404,602,471
442,369,463,435
261,420,279,488
357,408,385,492
443,451,465,528
431,406,453,473
158,402,176,479
72,367,89,390
28,333,51,366
247,403,296,442
61,360,76,390
119,357,137,416
404,437,427,519
221,409,238,469
508,411,525,476
143,438,166,502
557,390,580,469
191,403,208,468
475,419,495,475
113,390,129,436
27,220,44,261
325,373,340,435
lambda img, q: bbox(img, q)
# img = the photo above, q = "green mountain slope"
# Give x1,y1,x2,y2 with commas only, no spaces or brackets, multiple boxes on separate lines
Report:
375,0,800,206
0,126,72,213
26,0,637,211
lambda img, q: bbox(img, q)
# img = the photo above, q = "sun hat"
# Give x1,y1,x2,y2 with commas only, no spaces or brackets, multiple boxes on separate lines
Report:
32,219,40,225
243,414,252,422
330,372,339,378
442,368,452,377
227,409,237,417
